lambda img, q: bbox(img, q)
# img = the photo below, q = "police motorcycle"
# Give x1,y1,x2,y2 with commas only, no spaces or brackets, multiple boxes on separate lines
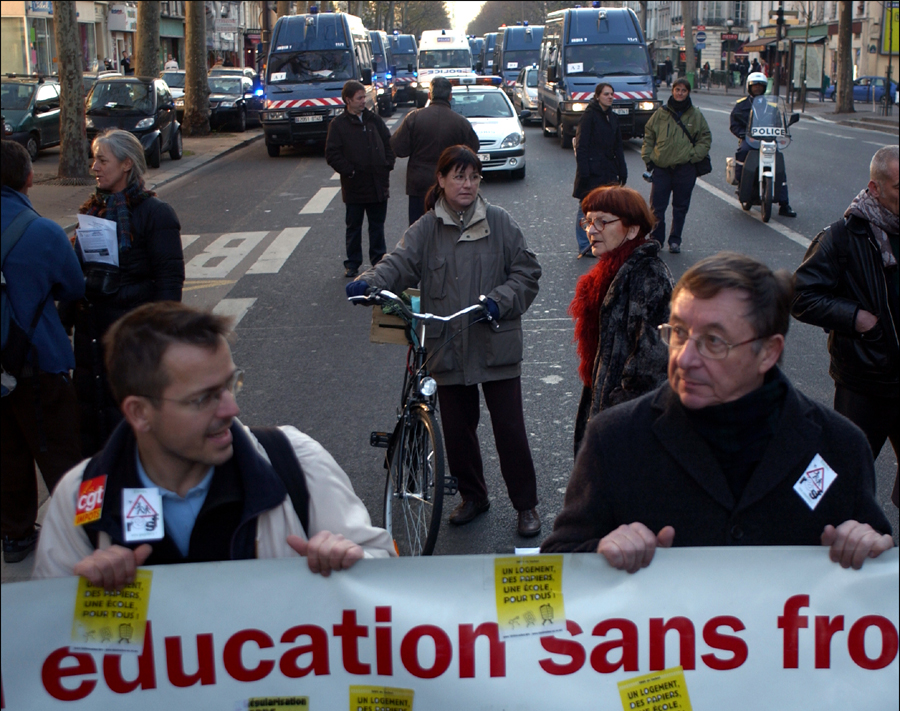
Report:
732,95,799,223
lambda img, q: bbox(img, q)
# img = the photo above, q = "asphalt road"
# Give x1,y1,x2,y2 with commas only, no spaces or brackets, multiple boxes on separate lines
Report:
156,94,898,555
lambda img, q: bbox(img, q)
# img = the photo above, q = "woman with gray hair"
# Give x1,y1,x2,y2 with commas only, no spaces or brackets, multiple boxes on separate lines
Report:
71,129,184,455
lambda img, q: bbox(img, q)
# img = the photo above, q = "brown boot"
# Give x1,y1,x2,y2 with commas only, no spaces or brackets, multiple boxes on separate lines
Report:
517,508,541,537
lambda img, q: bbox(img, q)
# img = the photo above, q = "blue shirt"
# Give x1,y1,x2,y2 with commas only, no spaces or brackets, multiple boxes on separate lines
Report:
135,452,214,557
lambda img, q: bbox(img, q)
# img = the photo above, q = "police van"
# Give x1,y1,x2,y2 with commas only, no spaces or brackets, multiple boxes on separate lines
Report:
388,32,418,105
415,29,474,107
261,9,374,157
538,3,658,148
495,24,543,100
478,32,498,75
468,36,484,71
370,30,395,116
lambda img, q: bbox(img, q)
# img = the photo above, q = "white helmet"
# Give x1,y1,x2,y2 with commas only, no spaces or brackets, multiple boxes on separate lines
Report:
747,72,768,91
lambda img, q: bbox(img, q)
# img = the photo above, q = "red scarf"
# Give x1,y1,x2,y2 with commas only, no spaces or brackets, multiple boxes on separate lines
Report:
569,239,645,387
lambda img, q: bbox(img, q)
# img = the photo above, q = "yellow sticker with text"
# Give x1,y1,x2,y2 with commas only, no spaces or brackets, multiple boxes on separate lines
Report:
617,666,693,711
349,685,414,711
494,554,565,639
71,569,152,653
247,697,309,710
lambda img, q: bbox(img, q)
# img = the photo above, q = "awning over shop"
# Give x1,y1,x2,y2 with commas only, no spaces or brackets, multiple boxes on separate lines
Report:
741,37,777,51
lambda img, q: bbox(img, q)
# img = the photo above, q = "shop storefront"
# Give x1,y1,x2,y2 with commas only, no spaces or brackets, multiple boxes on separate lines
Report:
25,1,57,76
107,2,136,72
1,3,29,75
160,16,184,68
76,1,99,72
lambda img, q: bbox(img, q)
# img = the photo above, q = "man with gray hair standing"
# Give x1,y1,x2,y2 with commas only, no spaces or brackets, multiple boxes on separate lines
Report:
793,145,900,507
390,76,480,225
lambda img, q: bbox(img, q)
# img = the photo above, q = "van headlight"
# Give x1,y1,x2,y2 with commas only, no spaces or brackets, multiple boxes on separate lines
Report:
219,100,235,108
410,81,418,88
570,102,588,112
329,107,342,116
637,101,657,111
267,111,286,120
500,132,523,148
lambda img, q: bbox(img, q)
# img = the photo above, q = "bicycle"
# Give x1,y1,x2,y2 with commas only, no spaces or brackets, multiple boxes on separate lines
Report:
349,287,496,556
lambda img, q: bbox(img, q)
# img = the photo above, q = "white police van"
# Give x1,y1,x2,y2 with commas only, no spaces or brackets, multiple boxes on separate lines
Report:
415,29,474,107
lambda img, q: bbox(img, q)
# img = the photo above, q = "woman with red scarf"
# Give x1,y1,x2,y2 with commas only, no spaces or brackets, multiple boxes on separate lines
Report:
570,186,674,455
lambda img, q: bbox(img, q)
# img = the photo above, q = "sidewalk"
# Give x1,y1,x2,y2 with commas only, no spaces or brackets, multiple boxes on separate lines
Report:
28,127,264,234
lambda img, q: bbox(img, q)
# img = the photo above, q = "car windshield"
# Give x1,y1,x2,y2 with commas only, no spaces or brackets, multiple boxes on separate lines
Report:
564,45,650,76
419,50,471,69
525,69,538,88
209,77,243,95
163,72,185,88
1,83,36,110
87,82,154,114
451,90,512,118
267,51,353,83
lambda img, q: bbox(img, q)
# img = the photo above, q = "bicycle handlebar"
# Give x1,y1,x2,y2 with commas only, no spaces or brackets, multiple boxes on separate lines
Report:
349,288,499,329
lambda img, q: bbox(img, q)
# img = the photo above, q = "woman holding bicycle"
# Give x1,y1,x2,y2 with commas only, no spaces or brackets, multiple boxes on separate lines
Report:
570,186,674,456
347,145,543,538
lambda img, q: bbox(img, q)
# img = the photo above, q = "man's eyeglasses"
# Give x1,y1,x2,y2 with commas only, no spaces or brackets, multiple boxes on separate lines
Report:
448,173,482,185
580,216,621,232
658,324,764,360
145,369,244,410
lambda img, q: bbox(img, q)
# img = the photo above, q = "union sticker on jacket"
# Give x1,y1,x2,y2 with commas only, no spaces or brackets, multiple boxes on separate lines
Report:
122,488,164,542
793,454,838,510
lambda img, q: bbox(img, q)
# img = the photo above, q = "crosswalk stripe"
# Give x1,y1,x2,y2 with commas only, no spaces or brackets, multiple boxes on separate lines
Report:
181,234,200,250
185,231,268,279
213,298,257,327
299,187,341,214
246,227,309,274
330,172,340,180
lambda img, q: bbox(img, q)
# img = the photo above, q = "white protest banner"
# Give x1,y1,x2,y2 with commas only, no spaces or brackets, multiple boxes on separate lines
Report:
1,548,897,710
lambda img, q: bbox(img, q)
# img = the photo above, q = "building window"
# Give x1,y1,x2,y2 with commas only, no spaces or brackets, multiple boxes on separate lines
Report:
734,1,748,27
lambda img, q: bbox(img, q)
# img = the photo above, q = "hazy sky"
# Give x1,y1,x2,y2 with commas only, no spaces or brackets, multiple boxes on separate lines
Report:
447,1,486,31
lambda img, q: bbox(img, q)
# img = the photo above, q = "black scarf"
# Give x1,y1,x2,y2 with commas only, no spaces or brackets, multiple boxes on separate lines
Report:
667,94,692,116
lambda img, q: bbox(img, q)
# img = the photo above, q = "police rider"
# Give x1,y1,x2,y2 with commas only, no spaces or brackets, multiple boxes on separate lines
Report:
730,72,797,218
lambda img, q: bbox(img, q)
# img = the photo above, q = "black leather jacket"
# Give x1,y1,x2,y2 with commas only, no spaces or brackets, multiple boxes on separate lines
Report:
792,213,900,398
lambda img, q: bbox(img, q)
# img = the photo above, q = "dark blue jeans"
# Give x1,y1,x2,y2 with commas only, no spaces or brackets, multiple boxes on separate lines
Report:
345,201,387,270
649,162,697,247
407,195,426,226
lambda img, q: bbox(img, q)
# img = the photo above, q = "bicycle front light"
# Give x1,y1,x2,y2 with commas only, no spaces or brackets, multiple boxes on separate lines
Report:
418,377,437,397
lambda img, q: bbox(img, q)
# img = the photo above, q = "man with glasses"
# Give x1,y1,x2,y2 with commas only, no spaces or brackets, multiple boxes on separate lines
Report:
34,302,394,589
542,252,892,571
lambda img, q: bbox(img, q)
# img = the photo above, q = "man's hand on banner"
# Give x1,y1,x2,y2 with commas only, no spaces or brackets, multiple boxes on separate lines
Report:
597,523,675,573
821,520,894,570
287,531,364,577
73,543,153,591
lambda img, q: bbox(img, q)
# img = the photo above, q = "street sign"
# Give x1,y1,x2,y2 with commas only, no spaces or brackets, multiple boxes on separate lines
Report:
722,33,739,40
696,42,706,50
696,31,707,42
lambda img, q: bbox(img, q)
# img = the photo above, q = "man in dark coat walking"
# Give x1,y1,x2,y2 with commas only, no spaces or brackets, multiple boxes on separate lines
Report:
326,80,395,278
390,77,479,225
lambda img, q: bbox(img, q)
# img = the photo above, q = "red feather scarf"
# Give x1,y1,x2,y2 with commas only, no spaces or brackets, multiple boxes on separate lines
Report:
569,239,645,387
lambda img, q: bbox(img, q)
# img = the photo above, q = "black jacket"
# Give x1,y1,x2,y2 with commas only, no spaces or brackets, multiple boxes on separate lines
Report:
792,214,900,398
72,196,184,455
543,378,891,554
325,107,395,204
730,95,753,140
573,99,626,200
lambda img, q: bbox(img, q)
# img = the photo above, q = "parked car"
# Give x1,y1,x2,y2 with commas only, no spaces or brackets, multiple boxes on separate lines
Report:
209,66,258,82
160,69,185,120
85,75,182,168
1,74,60,160
83,69,122,95
825,76,898,103
511,65,540,124
208,75,260,131
449,82,528,180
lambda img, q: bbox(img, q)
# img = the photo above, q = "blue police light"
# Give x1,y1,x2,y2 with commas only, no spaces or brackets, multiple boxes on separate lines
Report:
524,21,529,26
386,72,392,80
254,88,264,96
393,30,399,35
309,4,318,14
592,0,600,6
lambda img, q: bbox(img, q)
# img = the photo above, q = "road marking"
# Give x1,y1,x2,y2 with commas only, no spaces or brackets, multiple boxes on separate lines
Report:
819,131,853,139
330,171,340,180
695,180,811,248
185,231,268,279
299,186,341,214
699,106,732,115
213,298,257,327
183,279,236,292
181,234,200,250
865,140,890,146
246,227,309,274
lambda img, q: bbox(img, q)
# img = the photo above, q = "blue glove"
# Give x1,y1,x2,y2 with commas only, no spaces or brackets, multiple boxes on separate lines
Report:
346,280,370,298
482,297,500,322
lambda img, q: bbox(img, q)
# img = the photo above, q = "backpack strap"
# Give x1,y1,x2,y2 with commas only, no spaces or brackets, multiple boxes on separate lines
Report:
250,426,310,536
665,107,698,146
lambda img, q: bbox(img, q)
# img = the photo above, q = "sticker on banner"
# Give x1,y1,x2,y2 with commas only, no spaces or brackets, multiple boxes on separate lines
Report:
494,554,565,640
243,696,308,710
349,685,414,711
71,569,152,653
122,488,164,542
793,453,837,510
74,475,107,526
567,62,584,72
617,666,693,711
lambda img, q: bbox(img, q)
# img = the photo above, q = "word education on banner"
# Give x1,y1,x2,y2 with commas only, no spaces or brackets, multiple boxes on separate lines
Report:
1,549,897,710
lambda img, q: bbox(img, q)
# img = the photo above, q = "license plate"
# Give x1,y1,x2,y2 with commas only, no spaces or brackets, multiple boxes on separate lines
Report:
478,153,491,162
612,107,630,115
294,115,323,123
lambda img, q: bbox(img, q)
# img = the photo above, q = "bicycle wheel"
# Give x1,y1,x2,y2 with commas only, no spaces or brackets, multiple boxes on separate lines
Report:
384,407,444,556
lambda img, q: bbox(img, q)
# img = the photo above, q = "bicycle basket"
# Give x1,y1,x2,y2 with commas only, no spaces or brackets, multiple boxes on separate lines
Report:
369,289,420,346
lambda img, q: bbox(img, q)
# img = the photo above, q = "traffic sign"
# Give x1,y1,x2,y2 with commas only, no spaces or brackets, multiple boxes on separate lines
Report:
722,33,739,40
696,31,707,42
696,42,706,50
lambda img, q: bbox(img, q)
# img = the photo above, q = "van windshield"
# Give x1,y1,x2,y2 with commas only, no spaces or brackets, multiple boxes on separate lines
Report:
501,50,539,70
268,50,353,83
419,50,471,69
564,45,650,76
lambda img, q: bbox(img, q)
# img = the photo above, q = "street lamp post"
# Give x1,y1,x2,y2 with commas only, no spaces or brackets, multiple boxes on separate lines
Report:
725,19,734,93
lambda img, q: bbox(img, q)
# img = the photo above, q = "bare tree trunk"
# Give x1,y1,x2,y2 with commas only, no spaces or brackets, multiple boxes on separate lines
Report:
835,0,854,114
277,1,291,18
681,0,695,82
639,0,648,37
135,1,161,78
387,1,395,32
184,0,210,136
402,1,408,31
52,1,90,180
